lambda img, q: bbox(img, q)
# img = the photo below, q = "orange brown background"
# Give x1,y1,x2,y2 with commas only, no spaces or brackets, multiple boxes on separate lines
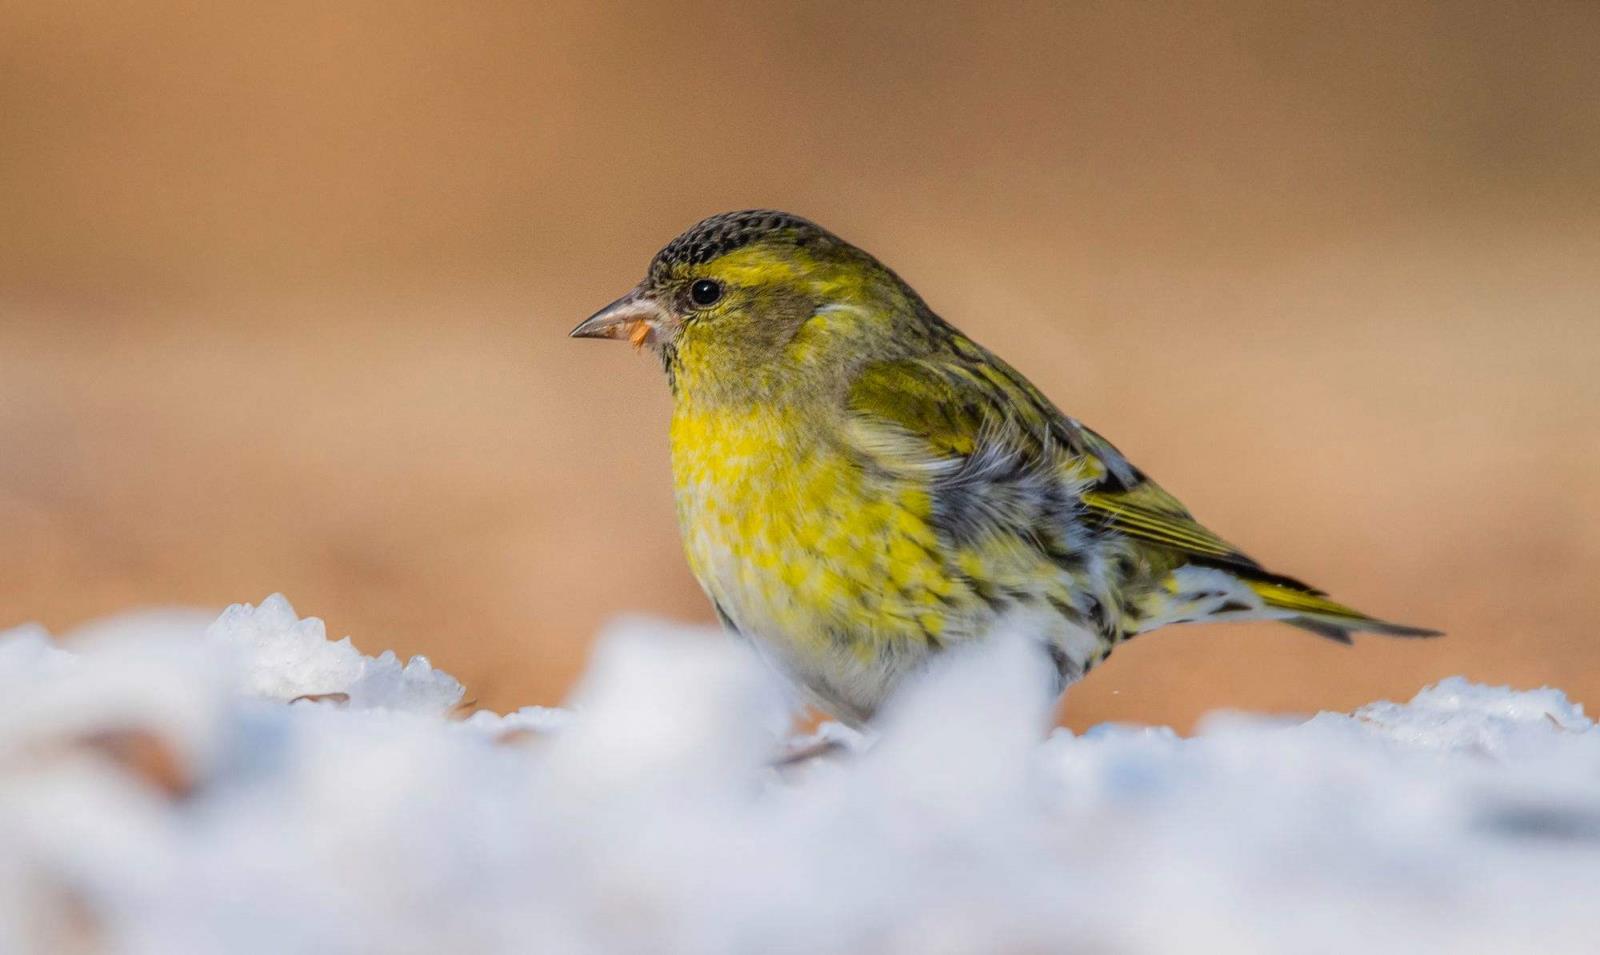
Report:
3,1,1597,730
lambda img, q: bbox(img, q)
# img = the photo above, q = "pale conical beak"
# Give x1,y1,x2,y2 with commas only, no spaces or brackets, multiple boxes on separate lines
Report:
570,292,667,349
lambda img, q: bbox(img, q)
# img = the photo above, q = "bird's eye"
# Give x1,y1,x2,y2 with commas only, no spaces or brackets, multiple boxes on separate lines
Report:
689,279,723,307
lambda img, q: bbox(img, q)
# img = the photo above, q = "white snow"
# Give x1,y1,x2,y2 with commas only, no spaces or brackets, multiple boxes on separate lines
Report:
205,593,465,712
0,594,1595,954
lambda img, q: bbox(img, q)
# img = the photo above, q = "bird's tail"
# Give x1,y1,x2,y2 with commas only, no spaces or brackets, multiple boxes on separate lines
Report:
1135,564,1442,644
1241,576,1442,645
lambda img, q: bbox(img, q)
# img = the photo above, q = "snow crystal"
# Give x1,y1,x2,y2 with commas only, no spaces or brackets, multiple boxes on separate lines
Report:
0,598,1596,954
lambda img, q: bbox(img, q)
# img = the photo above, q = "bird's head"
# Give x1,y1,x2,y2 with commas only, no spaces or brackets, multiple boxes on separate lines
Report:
572,210,927,398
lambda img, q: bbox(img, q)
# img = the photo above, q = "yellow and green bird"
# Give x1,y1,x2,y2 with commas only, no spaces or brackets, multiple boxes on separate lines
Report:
573,210,1437,724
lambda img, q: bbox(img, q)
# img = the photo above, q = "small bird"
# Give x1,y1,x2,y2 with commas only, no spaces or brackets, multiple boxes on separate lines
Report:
573,210,1438,724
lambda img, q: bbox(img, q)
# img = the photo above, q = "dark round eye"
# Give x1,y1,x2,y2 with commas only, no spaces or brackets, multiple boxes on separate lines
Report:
689,279,723,307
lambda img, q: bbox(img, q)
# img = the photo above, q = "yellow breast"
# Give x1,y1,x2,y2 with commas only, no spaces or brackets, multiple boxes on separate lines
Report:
669,400,957,671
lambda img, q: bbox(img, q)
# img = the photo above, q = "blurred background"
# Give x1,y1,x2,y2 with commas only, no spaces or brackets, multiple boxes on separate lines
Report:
2,0,1596,730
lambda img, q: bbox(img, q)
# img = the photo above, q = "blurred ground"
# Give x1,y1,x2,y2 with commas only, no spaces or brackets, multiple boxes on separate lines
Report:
2,0,1597,729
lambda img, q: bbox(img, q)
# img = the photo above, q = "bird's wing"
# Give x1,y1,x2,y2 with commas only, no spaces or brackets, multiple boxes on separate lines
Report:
844,346,1438,641
845,348,1275,578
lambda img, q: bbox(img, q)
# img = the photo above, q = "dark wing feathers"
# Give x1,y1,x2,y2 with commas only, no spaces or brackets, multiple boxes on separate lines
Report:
846,346,1260,571
844,340,1441,641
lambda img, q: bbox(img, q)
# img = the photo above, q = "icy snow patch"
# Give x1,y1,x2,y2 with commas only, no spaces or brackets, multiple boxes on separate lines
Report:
205,594,463,712
0,596,1596,954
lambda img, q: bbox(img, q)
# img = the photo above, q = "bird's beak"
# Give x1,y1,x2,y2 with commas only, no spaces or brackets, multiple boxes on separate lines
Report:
570,291,669,350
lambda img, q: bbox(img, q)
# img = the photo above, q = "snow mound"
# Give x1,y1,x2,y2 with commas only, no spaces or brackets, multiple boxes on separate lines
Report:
0,596,1595,954
206,593,464,711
